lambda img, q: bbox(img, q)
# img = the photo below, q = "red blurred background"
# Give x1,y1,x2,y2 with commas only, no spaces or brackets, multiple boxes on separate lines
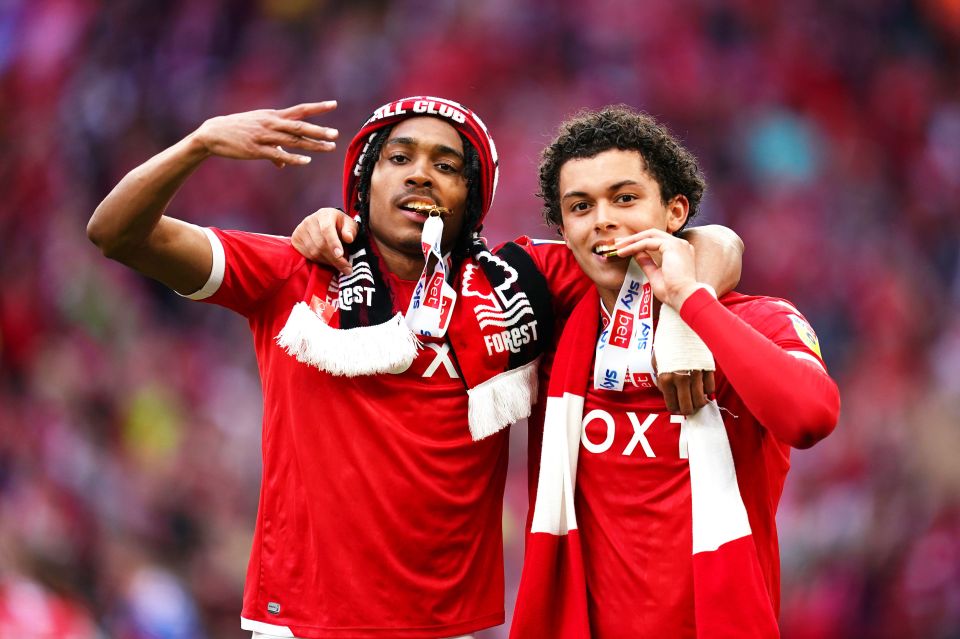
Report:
2,1,959,637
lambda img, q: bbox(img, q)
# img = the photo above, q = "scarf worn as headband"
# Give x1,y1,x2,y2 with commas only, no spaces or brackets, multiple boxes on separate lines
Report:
510,288,780,638
343,96,499,226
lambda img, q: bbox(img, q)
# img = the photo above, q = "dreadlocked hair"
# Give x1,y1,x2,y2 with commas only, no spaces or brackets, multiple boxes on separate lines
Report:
538,105,706,234
354,124,485,262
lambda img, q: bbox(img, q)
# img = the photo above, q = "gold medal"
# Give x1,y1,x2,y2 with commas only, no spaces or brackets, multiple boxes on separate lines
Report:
407,201,449,217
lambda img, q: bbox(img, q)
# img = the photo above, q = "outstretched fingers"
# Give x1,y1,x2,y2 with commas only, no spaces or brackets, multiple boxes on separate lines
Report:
277,100,338,120
261,130,336,153
272,118,339,145
267,145,312,166
264,101,339,167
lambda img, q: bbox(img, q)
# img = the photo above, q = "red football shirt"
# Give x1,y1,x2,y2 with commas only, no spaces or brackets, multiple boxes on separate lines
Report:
192,228,511,638
187,230,588,638
572,293,829,639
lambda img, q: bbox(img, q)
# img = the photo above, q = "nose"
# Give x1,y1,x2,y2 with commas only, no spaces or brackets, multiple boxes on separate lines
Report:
593,200,618,231
405,156,434,189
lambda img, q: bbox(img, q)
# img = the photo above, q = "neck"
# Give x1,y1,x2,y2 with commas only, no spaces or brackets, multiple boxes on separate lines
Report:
599,289,618,316
371,237,426,280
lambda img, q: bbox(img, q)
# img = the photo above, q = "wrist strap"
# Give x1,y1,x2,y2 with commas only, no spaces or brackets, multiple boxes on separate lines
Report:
655,292,715,374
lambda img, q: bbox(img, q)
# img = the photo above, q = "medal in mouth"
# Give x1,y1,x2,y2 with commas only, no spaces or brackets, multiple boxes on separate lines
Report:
403,201,449,217
593,244,620,258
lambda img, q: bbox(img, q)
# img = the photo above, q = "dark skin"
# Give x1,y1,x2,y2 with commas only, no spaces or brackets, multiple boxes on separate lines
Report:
87,102,340,294
289,210,743,414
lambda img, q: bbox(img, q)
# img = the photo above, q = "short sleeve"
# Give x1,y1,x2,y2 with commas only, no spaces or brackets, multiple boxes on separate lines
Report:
184,227,306,317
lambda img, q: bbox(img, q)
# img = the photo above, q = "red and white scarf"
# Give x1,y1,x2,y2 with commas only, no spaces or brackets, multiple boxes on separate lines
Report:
511,288,780,638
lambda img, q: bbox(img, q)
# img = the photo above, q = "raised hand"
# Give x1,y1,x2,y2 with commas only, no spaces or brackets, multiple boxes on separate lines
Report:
192,101,340,167
613,228,700,310
616,229,715,414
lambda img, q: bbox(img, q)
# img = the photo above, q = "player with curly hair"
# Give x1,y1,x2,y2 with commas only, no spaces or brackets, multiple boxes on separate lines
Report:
511,106,840,639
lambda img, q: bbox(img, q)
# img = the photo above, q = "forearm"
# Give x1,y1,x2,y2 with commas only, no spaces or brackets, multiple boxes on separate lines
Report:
87,133,209,258
680,289,840,448
681,225,743,296
86,132,216,295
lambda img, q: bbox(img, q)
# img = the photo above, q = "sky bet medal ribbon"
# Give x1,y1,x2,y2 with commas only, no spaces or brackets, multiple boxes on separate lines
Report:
594,259,656,391
405,211,457,338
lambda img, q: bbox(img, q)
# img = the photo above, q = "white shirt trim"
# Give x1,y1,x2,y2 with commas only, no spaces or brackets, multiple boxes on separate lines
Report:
241,617,295,637
771,299,802,315
244,618,475,639
179,226,225,300
788,350,826,373
529,238,566,245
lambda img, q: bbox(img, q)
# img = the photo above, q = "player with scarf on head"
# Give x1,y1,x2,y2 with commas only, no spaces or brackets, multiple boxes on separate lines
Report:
274,97,564,439
501,106,840,638
87,97,741,639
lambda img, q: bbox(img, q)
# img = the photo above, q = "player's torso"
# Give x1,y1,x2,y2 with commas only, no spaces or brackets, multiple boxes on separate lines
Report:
240,265,508,637
576,377,698,639
573,295,796,638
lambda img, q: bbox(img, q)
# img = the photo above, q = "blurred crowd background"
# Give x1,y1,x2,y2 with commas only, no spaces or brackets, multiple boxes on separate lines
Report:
2,0,959,637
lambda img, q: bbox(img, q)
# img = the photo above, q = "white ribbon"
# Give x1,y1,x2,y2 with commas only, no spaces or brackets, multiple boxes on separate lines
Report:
404,215,458,338
594,259,656,391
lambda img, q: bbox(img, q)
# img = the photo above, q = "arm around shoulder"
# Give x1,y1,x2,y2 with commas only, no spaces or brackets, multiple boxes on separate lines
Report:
680,224,743,296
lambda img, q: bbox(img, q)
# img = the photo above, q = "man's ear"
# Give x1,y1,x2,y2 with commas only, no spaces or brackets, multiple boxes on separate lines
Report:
666,195,690,234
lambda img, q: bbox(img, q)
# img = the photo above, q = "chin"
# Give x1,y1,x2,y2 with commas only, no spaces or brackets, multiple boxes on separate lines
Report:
597,264,630,292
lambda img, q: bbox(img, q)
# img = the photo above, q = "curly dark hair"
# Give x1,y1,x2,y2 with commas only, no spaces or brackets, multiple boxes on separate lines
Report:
538,106,706,232
354,123,485,260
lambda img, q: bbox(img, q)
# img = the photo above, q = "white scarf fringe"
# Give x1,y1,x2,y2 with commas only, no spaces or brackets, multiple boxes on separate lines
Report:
467,358,540,441
276,302,421,376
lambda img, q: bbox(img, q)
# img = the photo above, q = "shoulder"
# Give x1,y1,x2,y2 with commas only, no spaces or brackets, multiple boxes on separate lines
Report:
502,235,578,272
509,235,568,254
720,292,825,364
211,228,308,270
719,292,804,321
195,228,329,315
212,228,294,252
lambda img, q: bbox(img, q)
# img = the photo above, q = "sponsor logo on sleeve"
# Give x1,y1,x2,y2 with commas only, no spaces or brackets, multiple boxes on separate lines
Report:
789,314,822,358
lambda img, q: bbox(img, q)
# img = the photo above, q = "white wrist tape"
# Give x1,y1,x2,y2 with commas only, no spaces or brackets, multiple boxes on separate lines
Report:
654,287,716,374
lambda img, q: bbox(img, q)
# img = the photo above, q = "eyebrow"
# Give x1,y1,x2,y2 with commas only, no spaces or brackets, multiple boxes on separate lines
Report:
384,136,465,162
561,179,642,200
